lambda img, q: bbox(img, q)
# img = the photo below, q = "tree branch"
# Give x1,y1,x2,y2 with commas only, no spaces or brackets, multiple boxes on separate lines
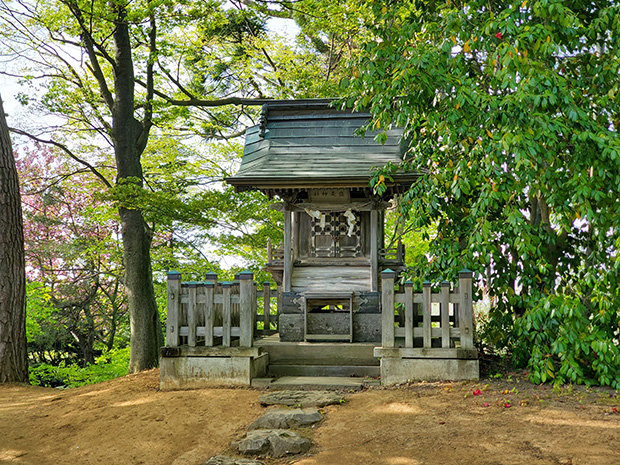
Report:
62,0,115,112
136,14,156,154
8,127,113,189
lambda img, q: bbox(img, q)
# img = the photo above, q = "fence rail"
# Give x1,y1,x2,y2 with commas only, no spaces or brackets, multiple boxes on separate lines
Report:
380,269,475,350
166,271,279,349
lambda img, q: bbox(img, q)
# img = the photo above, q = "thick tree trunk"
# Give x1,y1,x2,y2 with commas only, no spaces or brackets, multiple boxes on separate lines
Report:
112,8,162,372
0,95,28,383
121,207,162,372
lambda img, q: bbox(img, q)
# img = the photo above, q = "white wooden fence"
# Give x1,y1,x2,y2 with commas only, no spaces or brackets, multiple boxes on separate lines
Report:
380,269,475,351
166,271,278,349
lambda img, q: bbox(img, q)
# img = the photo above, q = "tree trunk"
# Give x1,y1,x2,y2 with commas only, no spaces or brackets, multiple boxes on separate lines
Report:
112,7,162,372
0,94,28,383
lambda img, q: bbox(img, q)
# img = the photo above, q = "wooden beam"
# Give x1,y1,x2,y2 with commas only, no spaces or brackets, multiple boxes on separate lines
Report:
238,271,254,348
459,270,475,349
423,282,432,348
283,208,292,292
370,209,379,292
166,272,181,348
381,269,396,348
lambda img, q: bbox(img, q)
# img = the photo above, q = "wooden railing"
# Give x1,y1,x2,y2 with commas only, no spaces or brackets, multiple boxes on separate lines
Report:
266,238,284,264
380,269,475,350
379,241,405,265
165,271,278,349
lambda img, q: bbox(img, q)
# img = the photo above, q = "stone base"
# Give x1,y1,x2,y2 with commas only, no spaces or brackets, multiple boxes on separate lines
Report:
160,347,268,390
379,357,479,385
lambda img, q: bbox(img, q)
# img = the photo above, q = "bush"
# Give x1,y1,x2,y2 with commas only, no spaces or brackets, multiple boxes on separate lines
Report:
29,347,130,388
510,294,620,388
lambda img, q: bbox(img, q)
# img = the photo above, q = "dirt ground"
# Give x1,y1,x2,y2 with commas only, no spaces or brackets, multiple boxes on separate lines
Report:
1,369,619,465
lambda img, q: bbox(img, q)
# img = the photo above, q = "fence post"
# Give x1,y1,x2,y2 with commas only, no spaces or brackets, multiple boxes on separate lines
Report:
404,280,414,348
263,282,271,331
441,281,451,348
204,281,214,346
458,269,474,349
238,271,254,347
381,269,396,348
187,282,197,347
221,282,232,347
166,271,181,348
276,282,282,327
423,281,432,348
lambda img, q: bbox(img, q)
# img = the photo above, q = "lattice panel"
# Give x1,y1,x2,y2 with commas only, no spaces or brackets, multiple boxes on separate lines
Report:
311,211,361,258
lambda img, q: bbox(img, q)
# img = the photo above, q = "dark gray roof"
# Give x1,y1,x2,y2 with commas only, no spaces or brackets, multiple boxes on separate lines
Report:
226,99,416,190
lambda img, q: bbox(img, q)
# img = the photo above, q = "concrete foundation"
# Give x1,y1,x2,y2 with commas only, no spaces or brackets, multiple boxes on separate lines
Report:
379,357,479,385
160,347,268,390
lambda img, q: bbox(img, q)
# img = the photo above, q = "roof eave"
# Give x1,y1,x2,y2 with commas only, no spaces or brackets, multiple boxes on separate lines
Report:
225,174,420,192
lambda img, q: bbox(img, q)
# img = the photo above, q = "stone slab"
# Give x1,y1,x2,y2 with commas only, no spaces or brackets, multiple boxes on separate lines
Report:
278,314,304,341
160,353,268,390
161,346,263,358
233,429,312,458
249,408,322,430
250,378,273,389
268,376,365,392
204,456,264,465
380,357,480,385
267,364,380,378
259,390,346,407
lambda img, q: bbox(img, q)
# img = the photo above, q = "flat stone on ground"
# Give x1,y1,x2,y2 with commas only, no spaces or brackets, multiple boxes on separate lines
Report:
233,429,312,458
204,455,264,465
248,408,322,430
268,376,366,391
258,390,345,408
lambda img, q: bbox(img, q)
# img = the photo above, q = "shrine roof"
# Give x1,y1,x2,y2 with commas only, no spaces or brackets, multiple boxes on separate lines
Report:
226,99,418,191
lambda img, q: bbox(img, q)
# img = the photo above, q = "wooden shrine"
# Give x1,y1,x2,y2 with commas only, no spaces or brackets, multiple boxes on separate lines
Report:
226,99,417,343
159,99,479,389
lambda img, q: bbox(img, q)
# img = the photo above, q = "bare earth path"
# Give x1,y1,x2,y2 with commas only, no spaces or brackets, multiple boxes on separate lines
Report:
1,369,619,465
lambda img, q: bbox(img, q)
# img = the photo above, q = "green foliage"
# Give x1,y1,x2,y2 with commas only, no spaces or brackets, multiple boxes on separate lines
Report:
29,348,130,388
342,1,620,386
512,294,620,388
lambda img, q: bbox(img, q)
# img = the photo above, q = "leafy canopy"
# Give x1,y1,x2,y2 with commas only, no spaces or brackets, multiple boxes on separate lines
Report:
343,0,620,386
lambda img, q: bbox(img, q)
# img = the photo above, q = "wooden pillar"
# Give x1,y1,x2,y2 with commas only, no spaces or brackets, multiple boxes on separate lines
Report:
459,269,475,349
166,271,181,348
267,238,272,262
381,269,396,348
283,208,292,292
276,282,282,331
204,281,214,346
187,282,197,347
263,282,271,331
221,282,232,347
441,281,451,348
370,209,379,292
238,271,254,347
404,280,414,348
423,281,432,348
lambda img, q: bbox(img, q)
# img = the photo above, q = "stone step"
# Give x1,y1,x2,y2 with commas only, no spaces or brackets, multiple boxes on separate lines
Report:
255,339,379,366
265,376,379,391
268,364,380,378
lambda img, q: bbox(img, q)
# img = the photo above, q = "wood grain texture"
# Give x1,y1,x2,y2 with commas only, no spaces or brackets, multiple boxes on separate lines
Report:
0,95,28,382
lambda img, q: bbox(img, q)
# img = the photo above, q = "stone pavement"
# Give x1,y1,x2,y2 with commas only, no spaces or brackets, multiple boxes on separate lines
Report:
204,388,350,464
